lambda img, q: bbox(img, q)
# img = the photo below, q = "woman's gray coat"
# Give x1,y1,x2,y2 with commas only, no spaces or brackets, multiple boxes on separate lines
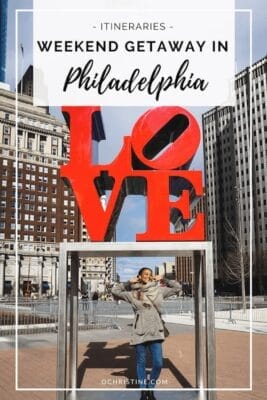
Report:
111,279,182,345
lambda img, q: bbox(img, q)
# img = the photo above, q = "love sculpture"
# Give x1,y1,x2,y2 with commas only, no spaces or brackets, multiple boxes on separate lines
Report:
57,107,216,400
60,106,204,241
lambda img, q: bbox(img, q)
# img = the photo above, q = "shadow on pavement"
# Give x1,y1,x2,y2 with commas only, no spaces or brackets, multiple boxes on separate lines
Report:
77,341,193,389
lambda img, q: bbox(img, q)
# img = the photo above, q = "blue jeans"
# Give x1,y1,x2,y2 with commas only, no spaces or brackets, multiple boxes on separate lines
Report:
135,341,163,388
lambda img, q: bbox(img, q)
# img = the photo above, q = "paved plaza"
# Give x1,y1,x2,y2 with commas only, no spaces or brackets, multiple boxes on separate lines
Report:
0,316,266,400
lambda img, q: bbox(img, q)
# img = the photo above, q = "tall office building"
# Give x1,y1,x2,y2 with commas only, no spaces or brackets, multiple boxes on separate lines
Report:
0,74,117,298
155,261,176,280
0,0,115,297
202,56,267,293
0,86,80,297
174,194,204,287
0,85,116,297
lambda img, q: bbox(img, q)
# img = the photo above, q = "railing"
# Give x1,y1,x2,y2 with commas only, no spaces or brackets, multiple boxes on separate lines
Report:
79,299,119,330
0,296,266,336
163,297,267,323
213,299,267,323
0,298,58,336
0,298,119,336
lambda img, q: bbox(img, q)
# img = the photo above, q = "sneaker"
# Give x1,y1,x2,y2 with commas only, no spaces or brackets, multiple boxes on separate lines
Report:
147,391,157,400
140,391,148,400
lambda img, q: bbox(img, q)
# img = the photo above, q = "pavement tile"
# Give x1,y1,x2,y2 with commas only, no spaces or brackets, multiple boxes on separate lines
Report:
0,330,266,400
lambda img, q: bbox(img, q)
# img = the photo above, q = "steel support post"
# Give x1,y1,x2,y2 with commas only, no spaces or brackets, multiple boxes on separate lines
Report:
55,241,216,399
0,259,5,297
205,243,216,400
56,246,68,400
194,252,204,389
69,252,79,397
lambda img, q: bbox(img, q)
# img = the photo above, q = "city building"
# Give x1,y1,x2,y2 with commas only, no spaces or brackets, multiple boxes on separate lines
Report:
202,56,267,294
0,86,80,297
0,3,115,297
0,83,116,298
174,193,204,293
155,261,176,280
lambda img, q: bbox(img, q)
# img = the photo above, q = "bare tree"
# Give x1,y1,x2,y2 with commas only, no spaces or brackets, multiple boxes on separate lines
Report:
222,215,249,311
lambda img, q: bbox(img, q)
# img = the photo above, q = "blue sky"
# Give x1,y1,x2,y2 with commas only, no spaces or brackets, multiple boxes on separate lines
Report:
5,1,267,281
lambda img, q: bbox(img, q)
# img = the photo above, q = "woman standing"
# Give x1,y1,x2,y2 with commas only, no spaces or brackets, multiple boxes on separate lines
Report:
111,267,182,400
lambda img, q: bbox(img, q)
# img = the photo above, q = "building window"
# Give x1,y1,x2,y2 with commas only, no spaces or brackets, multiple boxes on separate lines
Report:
3,125,10,134
3,133,10,145
27,133,35,150
52,146,58,155
39,135,46,153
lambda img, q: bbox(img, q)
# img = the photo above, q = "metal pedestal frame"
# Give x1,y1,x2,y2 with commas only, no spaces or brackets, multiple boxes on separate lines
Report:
56,242,216,400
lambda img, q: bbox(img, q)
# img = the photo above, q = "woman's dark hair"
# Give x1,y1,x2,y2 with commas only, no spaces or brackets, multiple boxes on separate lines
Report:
138,267,153,276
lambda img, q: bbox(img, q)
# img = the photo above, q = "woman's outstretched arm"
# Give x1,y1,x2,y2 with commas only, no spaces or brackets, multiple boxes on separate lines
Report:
111,282,133,302
160,278,182,299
